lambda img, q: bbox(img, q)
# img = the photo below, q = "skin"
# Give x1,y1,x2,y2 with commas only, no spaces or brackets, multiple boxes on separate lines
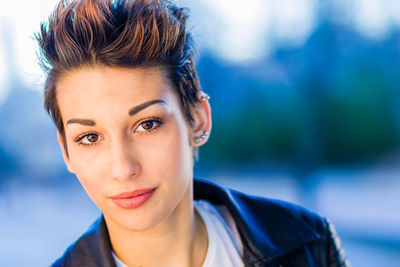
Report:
56,66,212,267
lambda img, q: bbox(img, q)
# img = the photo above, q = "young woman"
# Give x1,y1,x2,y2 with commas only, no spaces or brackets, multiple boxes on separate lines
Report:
36,0,349,266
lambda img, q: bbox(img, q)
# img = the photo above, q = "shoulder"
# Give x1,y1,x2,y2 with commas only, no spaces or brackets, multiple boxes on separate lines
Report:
193,178,349,266
51,216,116,267
229,186,327,237
194,178,326,236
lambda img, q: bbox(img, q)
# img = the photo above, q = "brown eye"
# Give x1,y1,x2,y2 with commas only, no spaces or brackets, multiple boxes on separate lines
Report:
142,121,155,130
135,118,162,133
77,132,103,145
87,133,99,142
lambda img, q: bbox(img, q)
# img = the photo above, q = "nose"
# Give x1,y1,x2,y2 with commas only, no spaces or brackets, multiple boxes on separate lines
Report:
109,140,140,182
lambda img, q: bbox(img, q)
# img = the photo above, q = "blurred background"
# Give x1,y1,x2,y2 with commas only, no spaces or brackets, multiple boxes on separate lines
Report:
1,0,400,266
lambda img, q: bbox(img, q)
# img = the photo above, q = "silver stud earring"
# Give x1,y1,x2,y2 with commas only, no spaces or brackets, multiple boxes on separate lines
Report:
194,131,208,144
200,94,210,101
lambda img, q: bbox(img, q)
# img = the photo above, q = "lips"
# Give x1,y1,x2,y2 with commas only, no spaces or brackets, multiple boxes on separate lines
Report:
111,187,157,209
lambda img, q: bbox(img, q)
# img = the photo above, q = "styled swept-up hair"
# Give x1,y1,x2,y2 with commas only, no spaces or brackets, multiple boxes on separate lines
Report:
36,0,202,155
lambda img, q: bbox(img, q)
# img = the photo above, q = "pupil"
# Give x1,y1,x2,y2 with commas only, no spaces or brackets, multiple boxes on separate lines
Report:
88,134,98,142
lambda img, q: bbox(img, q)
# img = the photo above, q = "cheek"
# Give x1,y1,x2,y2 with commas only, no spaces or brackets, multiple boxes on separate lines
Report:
68,150,108,198
144,118,192,172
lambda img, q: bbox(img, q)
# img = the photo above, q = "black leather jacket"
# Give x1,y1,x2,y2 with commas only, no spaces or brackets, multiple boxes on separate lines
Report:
52,179,350,267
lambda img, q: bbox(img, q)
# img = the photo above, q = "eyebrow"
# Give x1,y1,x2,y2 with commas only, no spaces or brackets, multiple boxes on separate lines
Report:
129,99,167,116
66,99,167,126
66,119,95,126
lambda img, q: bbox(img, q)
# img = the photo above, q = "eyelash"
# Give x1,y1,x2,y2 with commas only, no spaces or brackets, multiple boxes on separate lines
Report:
73,117,164,148
134,117,163,135
74,132,103,148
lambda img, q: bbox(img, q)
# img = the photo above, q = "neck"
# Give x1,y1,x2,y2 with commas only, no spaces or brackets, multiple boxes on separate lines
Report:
105,184,208,267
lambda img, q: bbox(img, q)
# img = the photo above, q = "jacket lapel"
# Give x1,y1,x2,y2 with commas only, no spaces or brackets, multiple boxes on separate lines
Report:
59,216,117,267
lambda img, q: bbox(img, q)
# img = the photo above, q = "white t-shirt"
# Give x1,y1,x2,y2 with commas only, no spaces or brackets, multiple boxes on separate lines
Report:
194,199,244,267
112,199,244,267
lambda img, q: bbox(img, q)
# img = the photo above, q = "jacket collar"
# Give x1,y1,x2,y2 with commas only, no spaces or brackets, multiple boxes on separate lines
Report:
193,178,321,265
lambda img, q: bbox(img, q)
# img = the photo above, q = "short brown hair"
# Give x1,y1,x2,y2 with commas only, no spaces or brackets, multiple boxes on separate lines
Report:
36,0,202,156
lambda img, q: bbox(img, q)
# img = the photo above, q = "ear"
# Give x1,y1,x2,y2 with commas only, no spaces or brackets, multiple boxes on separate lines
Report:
190,93,212,147
57,131,74,173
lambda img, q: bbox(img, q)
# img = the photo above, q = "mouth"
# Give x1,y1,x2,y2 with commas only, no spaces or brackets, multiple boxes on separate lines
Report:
110,187,157,209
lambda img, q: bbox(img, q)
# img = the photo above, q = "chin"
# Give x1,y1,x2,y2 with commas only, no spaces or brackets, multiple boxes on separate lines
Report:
120,214,163,232
112,198,188,233
103,198,173,232
102,207,159,232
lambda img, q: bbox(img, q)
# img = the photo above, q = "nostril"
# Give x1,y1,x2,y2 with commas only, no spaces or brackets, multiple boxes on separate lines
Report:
111,162,139,181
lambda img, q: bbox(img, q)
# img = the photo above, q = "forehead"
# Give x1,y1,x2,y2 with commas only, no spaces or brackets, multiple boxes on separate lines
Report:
56,66,177,117
57,65,172,97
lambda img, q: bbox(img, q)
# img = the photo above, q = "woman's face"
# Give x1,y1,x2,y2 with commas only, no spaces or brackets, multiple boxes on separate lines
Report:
56,66,206,231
